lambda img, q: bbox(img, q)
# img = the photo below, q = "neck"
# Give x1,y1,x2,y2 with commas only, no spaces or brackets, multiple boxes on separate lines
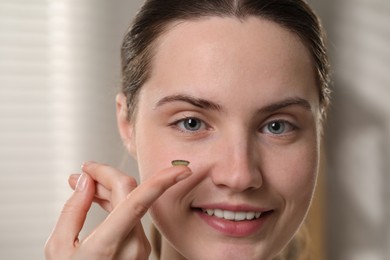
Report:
160,237,187,260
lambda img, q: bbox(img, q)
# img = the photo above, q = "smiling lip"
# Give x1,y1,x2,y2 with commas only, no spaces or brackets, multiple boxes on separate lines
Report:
193,203,272,237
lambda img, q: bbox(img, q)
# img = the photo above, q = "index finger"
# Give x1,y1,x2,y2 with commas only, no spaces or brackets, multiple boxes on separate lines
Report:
85,165,192,245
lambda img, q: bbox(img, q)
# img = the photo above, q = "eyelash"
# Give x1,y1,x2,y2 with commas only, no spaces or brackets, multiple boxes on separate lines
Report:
260,120,297,136
169,116,298,137
169,116,209,134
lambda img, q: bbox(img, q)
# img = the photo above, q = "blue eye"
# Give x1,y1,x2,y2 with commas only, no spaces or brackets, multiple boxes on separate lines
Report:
176,117,205,132
262,120,295,135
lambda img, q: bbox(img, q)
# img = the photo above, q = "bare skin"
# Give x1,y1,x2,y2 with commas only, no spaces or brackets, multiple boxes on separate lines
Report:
45,162,192,259
45,17,320,260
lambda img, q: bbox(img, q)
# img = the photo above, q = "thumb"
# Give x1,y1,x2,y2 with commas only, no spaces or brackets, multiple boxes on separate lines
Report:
47,174,95,249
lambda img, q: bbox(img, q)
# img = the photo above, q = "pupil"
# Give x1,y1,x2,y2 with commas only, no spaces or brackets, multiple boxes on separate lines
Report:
269,121,284,134
186,118,199,130
271,122,281,131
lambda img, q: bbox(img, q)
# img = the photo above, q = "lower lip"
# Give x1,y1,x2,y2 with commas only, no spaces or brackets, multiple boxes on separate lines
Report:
195,210,270,237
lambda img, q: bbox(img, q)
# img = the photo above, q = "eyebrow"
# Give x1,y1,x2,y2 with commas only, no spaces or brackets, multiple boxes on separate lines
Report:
259,97,312,114
154,94,223,111
154,94,311,113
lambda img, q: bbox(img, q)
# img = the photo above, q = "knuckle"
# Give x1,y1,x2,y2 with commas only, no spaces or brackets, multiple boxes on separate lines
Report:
131,242,151,260
85,161,104,171
61,202,76,214
147,175,171,192
44,237,69,259
82,242,117,259
62,199,86,215
133,202,149,219
117,175,138,191
144,241,152,256
137,249,151,260
44,239,56,258
86,162,112,176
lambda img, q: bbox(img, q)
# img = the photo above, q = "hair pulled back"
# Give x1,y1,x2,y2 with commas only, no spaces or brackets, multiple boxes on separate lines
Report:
121,0,330,122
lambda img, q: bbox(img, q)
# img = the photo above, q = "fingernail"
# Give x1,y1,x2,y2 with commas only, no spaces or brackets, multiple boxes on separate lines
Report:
76,174,88,191
81,160,95,170
69,173,80,180
171,160,190,166
175,171,192,182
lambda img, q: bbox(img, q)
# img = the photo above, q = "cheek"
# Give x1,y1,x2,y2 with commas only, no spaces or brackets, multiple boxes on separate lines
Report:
134,125,175,181
266,140,319,201
134,115,205,182
264,140,319,248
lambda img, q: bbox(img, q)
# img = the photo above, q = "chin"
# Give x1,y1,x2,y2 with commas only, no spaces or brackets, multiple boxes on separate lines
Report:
185,249,274,260
177,238,278,260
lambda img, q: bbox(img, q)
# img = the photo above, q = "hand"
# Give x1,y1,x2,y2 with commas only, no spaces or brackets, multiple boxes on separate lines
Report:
45,162,192,260
67,163,139,213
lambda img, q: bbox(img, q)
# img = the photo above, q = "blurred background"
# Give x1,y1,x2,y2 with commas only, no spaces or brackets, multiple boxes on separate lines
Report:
0,0,389,259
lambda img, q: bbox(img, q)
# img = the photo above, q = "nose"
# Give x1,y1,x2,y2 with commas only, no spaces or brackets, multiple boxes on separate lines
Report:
210,134,263,192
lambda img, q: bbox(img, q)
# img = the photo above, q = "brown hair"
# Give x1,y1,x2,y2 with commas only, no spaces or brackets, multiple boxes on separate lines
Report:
121,0,330,259
121,0,331,122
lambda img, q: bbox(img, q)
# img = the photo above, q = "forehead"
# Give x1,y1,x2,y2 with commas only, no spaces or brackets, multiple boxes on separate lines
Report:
144,16,317,108
155,17,313,68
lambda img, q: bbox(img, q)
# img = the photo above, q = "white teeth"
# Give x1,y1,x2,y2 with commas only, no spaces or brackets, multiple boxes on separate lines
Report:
202,209,262,221
214,209,224,218
246,211,255,220
223,210,235,220
206,209,214,216
234,211,246,221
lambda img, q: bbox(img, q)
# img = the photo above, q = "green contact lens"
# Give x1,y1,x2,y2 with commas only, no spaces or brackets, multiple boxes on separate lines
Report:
171,160,190,166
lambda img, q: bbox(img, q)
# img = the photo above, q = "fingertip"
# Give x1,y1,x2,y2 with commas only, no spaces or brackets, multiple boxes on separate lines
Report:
50,174,95,245
75,174,88,192
147,165,193,192
171,164,192,173
81,160,96,171
68,174,80,189
175,170,192,182
172,164,193,182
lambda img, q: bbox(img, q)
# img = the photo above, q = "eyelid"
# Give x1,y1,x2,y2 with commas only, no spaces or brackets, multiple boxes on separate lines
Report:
169,116,210,134
260,119,297,135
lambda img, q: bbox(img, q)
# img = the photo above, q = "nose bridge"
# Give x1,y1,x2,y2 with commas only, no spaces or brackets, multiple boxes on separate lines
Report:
212,127,263,191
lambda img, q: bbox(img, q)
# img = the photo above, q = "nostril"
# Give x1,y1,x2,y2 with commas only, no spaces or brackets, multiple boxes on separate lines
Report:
210,142,263,191
211,172,263,192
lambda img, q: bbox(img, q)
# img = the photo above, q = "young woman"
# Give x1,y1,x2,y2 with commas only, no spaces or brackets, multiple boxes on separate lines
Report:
45,0,331,259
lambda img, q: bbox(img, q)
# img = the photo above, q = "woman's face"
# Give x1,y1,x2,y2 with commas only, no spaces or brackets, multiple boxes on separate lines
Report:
126,17,320,259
